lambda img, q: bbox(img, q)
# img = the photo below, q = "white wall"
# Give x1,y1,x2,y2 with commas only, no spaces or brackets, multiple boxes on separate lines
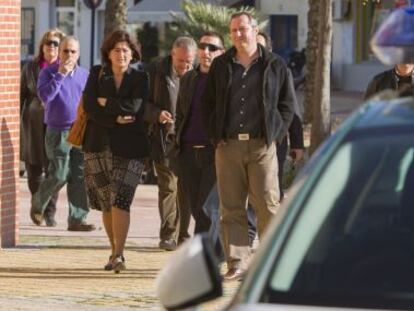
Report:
258,0,308,50
78,1,106,69
22,0,50,58
331,20,353,88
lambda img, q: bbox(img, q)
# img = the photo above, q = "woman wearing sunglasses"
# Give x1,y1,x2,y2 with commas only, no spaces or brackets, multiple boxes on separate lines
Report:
20,28,65,227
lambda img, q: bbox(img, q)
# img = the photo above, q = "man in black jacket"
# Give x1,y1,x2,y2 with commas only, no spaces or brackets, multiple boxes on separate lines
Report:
145,37,197,251
365,63,414,99
174,31,225,248
202,12,294,280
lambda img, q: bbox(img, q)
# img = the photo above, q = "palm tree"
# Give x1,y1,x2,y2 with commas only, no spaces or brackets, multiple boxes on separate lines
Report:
168,0,266,49
104,0,127,37
305,0,332,154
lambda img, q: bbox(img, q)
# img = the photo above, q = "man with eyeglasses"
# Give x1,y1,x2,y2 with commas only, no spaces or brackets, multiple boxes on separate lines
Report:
145,36,197,251
202,12,294,281
31,36,95,231
173,32,225,252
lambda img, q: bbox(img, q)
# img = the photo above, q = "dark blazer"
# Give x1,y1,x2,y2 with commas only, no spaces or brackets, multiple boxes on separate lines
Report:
202,45,294,146
144,56,177,162
174,68,200,149
20,60,48,165
82,64,150,159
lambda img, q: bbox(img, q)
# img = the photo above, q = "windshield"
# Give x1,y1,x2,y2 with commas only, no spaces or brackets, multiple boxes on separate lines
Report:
266,126,414,309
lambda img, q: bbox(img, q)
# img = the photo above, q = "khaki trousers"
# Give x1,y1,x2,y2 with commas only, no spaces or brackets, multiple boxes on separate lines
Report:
154,162,190,241
215,139,280,270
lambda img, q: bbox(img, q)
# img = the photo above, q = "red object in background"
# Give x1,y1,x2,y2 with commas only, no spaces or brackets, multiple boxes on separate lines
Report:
395,0,409,8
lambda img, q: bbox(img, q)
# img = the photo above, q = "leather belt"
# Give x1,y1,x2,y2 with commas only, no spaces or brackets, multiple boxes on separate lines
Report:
226,133,261,141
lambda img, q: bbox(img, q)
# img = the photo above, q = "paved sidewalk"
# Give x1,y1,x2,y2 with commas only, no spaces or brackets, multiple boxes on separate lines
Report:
0,179,238,311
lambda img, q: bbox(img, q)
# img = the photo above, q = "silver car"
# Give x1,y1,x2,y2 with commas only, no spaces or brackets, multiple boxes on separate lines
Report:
157,95,414,311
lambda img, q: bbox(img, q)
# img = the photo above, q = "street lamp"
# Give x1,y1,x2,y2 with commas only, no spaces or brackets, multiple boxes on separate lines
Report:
83,0,103,67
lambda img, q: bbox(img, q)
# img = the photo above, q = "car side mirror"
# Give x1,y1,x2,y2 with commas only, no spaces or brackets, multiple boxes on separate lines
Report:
156,234,223,310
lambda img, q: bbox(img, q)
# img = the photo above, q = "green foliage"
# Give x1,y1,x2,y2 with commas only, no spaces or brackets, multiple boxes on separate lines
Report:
165,0,267,49
137,23,159,63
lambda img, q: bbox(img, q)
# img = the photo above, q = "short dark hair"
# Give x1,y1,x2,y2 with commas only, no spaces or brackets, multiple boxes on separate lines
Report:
199,31,225,48
230,11,258,27
100,30,141,65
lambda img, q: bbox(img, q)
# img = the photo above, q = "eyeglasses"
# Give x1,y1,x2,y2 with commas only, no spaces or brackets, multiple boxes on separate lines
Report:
45,40,59,47
198,43,223,52
63,49,77,54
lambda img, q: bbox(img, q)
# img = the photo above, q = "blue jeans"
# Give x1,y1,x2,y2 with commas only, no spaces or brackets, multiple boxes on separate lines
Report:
202,184,223,261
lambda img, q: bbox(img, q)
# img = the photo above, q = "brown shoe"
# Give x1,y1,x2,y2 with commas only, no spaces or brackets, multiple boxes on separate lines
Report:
159,239,177,251
67,222,96,232
222,268,246,282
30,206,43,226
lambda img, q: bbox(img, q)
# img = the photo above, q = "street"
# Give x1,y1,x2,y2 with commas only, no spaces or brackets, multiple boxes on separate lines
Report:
0,179,238,310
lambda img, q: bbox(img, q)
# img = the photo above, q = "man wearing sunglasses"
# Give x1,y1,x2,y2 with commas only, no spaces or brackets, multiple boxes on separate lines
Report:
31,36,95,232
174,32,224,250
202,12,294,281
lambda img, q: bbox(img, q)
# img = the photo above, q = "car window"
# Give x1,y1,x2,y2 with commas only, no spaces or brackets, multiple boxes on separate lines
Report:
266,127,414,309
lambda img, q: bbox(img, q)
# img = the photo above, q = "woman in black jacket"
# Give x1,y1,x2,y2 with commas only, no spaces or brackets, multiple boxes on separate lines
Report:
82,30,149,273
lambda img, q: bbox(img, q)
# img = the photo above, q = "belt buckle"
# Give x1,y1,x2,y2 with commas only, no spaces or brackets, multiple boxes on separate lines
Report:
238,133,250,141
193,145,205,149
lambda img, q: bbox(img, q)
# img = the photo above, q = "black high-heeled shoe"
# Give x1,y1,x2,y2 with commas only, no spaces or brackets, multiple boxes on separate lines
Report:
104,256,114,271
104,255,125,271
113,255,126,274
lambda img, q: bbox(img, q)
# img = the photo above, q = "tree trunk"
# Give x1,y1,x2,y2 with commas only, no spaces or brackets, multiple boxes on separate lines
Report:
306,0,332,154
304,0,319,124
104,0,127,37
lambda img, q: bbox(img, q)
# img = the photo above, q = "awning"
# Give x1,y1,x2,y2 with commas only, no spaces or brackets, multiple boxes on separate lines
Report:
127,0,183,23
127,0,217,23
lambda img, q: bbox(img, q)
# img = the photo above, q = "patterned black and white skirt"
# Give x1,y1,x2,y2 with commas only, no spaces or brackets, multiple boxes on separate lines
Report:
84,148,145,212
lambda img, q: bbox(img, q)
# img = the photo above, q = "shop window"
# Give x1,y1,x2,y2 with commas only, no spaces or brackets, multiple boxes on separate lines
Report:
270,15,298,61
56,0,77,36
21,8,35,61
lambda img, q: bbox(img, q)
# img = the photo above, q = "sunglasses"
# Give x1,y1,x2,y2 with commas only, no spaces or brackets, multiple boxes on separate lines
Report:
198,43,223,52
63,49,77,54
45,40,59,47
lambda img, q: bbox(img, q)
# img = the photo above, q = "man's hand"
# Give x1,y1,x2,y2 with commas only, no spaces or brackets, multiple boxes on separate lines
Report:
116,115,135,124
58,58,75,76
97,97,107,107
158,110,174,124
290,148,304,162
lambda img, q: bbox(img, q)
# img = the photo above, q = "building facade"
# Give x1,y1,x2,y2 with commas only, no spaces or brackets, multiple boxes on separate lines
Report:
21,0,137,69
255,0,412,91
0,0,20,248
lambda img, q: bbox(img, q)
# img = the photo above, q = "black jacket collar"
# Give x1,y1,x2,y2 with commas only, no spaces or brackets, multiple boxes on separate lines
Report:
222,44,275,65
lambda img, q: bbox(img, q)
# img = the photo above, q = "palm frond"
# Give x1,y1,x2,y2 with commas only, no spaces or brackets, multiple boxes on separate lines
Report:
166,0,267,49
